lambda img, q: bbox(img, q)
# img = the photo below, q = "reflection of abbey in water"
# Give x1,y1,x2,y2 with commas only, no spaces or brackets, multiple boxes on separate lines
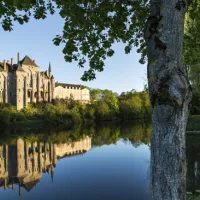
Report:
0,137,91,195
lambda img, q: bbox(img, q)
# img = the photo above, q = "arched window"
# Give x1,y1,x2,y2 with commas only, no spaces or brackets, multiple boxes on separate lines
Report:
41,91,43,97
28,91,31,98
34,92,37,98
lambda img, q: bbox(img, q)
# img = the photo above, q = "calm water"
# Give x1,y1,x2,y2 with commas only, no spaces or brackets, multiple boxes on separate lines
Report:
0,122,198,200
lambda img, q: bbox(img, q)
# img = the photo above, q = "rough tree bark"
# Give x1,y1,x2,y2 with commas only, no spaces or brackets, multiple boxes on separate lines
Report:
145,0,192,199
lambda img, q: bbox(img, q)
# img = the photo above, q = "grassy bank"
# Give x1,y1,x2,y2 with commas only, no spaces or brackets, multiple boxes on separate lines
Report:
187,115,200,131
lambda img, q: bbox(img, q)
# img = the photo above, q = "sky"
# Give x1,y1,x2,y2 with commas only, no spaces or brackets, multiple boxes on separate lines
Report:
0,11,147,94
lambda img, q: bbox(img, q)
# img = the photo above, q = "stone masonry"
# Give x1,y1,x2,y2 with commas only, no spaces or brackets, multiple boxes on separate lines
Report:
0,53,90,110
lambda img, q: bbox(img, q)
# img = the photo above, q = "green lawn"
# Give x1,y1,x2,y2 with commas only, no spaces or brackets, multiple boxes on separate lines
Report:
187,115,200,131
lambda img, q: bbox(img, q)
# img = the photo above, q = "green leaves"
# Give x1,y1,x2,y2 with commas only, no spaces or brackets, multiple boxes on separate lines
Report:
107,49,114,57
0,0,150,81
0,0,56,31
53,35,62,46
183,0,200,89
56,0,149,80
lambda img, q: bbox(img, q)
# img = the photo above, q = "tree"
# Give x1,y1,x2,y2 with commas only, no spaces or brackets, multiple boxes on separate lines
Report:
90,88,102,101
183,4,200,114
119,91,150,119
0,0,196,199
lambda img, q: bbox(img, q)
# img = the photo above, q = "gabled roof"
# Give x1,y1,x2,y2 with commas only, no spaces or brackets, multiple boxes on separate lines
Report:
55,82,85,89
20,56,38,67
23,179,40,192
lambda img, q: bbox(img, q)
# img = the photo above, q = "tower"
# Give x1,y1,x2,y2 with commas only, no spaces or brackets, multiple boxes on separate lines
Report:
51,75,55,100
48,62,52,77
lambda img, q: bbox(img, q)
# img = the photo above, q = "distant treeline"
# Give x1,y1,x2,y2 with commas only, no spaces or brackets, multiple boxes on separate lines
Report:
0,89,151,126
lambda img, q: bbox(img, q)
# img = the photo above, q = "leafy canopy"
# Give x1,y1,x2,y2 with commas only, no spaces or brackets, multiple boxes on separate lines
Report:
183,1,200,93
2,0,200,83
0,0,148,80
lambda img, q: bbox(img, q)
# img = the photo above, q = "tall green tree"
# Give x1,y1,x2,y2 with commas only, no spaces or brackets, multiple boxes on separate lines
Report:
90,88,102,101
1,0,198,199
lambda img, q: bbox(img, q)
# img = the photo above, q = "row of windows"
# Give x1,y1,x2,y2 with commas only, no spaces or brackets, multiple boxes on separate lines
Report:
27,91,46,98
64,87,81,90
1,91,49,98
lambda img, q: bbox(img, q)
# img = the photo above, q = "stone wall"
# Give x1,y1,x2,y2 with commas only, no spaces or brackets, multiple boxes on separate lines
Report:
54,85,90,103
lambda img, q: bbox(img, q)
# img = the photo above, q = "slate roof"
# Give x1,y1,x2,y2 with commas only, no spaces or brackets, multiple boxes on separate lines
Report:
20,55,39,67
22,179,40,192
55,82,85,89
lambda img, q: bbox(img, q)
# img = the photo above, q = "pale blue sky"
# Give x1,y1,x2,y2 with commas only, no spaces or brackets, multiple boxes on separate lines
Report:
0,12,146,94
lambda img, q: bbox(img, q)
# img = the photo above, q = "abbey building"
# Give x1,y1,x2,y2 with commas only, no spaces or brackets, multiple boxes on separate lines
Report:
0,53,90,110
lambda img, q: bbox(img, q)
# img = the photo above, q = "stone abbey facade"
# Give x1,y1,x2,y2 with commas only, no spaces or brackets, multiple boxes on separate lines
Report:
0,53,90,110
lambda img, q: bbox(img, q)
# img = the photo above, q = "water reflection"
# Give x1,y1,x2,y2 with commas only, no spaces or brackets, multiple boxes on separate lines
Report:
0,137,91,196
0,121,151,200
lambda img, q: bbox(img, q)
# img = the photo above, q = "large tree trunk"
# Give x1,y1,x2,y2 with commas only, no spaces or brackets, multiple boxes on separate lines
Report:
145,0,192,199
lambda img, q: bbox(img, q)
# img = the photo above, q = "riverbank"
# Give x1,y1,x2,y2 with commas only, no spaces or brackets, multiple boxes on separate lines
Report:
186,115,200,131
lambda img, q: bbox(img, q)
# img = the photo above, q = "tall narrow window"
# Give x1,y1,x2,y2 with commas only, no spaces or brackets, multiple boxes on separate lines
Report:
28,91,31,98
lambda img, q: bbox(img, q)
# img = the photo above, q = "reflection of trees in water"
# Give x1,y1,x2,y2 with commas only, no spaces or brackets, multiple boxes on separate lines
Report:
0,126,95,145
120,121,151,147
92,120,151,147
0,120,151,148
92,125,120,146
186,135,200,199
0,121,151,196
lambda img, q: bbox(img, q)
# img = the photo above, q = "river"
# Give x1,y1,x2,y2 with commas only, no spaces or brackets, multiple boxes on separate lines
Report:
0,121,198,200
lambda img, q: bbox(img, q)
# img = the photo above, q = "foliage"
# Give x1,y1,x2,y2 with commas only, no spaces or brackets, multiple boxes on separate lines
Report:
0,88,151,126
90,89,102,101
186,115,200,131
0,118,152,147
0,0,149,81
182,1,200,113
187,196,200,200
118,90,151,119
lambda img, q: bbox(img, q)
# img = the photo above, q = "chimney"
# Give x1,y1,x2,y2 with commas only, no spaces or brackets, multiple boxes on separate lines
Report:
17,52,20,63
3,60,6,70
7,60,10,64
33,59,35,63
11,58,14,65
